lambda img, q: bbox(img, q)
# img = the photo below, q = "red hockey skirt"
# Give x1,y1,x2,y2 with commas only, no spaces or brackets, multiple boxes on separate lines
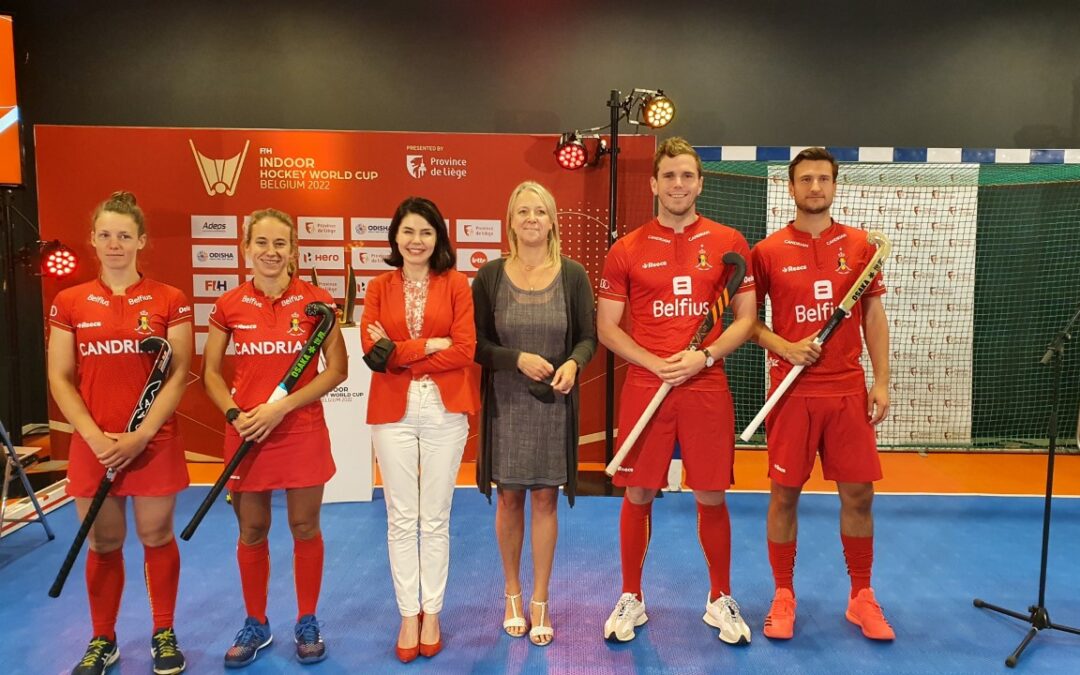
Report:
223,426,336,492
66,432,190,498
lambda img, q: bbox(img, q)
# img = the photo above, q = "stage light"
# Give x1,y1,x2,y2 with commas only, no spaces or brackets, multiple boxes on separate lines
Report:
640,92,675,128
555,133,587,170
41,240,78,278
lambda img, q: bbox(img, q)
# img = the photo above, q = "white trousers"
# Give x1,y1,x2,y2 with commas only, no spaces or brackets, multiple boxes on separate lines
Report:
371,380,468,616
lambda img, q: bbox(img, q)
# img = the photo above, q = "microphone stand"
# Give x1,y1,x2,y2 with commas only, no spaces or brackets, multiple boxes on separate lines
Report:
973,301,1080,667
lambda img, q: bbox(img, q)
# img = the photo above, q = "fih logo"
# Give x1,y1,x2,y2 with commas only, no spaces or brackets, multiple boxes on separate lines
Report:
190,139,250,196
406,155,427,178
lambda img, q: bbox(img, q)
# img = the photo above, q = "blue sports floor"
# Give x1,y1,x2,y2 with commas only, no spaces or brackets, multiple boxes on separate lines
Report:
1,488,1079,674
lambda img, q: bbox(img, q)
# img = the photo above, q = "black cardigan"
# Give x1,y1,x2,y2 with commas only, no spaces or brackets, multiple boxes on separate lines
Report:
472,256,597,506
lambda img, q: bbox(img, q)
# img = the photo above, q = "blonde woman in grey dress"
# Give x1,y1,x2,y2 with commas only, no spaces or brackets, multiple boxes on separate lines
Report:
473,181,596,646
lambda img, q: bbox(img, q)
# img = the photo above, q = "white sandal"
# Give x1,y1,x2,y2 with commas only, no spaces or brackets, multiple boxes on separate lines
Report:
529,600,554,646
503,592,527,637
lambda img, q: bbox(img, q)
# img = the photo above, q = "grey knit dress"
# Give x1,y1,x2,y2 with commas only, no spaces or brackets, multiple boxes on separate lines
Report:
490,271,568,489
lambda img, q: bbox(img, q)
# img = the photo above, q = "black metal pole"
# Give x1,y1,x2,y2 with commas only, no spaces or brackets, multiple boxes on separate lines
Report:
0,188,21,445
604,90,621,495
973,302,1080,667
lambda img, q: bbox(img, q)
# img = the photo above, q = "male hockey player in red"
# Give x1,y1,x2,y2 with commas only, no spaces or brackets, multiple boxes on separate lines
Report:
598,137,756,645
750,147,894,641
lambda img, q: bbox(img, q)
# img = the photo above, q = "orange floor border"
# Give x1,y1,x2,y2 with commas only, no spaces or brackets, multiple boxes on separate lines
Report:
187,450,1080,497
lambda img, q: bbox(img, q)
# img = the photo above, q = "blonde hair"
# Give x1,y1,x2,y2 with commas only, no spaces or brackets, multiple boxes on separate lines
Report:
653,136,702,178
506,181,561,267
92,191,146,236
244,208,298,275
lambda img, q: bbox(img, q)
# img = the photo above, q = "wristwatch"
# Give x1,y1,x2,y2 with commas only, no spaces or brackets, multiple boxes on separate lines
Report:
702,348,715,369
225,407,242,423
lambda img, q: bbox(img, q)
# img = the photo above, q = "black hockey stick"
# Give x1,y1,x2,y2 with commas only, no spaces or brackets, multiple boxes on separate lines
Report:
740,231,892,441
181,301,336,540
606,252,747,476
49,335,173,597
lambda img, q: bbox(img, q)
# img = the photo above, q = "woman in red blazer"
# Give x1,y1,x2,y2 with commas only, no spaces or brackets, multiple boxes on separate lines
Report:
361,196,479,663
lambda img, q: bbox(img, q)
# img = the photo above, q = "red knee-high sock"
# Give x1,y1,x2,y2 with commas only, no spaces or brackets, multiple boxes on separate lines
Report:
767,539,797,592
143,539,180,631
841,533,873,597
293,534,324,619
620,498,652,599
697,502,732,600
237,539,270,623
86,548,125,640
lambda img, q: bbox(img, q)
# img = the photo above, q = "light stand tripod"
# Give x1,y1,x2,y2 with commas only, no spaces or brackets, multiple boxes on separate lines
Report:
973,301,1080,667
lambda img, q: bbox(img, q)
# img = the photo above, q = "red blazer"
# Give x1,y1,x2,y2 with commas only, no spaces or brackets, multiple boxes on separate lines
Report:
361,268,480,424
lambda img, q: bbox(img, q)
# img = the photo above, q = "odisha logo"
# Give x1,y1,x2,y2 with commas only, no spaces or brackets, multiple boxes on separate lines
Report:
197,251,208,262
406,154,427,178
470,251,488,268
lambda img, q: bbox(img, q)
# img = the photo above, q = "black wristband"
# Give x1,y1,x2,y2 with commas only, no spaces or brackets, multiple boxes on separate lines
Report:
225,407,241,423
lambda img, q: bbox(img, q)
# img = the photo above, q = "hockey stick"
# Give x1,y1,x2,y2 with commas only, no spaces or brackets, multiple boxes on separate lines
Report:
605,252,747,477
180,301,336,540
49,335,173,598
740,231,892,442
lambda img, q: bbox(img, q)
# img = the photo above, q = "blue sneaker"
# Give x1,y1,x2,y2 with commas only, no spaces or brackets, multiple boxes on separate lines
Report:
72,636,119,674
294,614,327,664
224,617,272,668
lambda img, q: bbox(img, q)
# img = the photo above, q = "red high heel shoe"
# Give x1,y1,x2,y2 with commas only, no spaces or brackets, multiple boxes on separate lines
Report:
396,613,422,663
419,612,442,658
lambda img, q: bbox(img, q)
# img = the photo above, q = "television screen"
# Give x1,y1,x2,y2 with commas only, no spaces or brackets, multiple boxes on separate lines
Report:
0,15,21,186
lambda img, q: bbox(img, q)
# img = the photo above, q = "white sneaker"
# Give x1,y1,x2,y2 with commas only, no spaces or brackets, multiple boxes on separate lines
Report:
604,592,648,642
703,593,752,645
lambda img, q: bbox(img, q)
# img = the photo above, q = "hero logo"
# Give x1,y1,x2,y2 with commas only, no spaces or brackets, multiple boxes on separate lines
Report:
672,275,692,297
300,247,345,270
190,215,238,239
351,218,392,242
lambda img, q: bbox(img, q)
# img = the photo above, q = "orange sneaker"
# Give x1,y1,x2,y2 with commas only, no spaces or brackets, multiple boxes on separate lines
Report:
763,588,797,639
845,588,895,640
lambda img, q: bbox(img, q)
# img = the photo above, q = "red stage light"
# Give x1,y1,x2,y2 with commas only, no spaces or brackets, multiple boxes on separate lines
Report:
41,240,77,278
555,133,587,170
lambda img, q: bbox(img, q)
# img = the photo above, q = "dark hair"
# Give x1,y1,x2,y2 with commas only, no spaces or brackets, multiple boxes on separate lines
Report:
788,147,838,182
92,191,146,235
384,196,455,273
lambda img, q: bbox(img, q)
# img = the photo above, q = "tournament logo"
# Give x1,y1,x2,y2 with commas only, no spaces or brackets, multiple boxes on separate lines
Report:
287,312,304,336
190,139,250,196
695,245,712,271
135,310,153,335
835,248,851,274
406,155,428,178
